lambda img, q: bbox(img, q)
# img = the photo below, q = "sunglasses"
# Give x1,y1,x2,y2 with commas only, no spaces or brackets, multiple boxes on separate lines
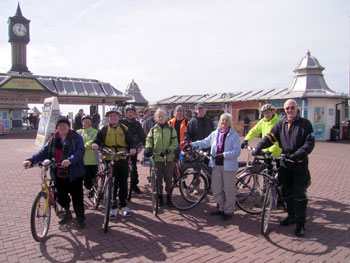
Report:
285,106,295,110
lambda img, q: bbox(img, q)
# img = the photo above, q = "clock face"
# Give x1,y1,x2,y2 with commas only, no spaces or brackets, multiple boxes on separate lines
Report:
12,23,27,37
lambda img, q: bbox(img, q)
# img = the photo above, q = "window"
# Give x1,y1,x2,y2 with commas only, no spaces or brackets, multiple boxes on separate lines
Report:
238,109,259,121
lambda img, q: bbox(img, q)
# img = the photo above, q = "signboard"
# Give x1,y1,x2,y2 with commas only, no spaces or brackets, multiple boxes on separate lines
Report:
1,78,46,90
313,124,325,140
0,120,5,135
35,97,60,147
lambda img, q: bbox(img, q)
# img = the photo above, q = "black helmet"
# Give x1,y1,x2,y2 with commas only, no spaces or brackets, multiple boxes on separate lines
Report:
106,107,121,117
81,115,93,122
125,104,136,112
261,104,275,112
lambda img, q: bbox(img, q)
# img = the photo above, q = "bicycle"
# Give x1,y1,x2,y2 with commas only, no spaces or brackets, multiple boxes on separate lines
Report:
149,152,168,216
257,151,292,236
30,159,64,242
235,145,268,215
170,146,251,211
170,145,268,214
90,148,129,233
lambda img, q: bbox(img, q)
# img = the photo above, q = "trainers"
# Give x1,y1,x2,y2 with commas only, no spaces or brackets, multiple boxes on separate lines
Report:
121,207,132,217
209,210,224,216
110,208,118,220
132,186,141,195
280,216,296,226
295,223,305,237
77,220,86,229
222,213,233,221
58,212,72,225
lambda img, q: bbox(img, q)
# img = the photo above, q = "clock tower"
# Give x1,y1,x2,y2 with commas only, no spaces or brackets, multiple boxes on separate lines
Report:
8,3,31,73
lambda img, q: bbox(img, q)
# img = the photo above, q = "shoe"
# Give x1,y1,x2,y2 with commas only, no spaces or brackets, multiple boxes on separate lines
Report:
280,216,296,226
121,207,131,217
77,220,86,229
222,213,233,221
158,195,164,207
88,189,95,198
295,223,305,237
166,195,173,207
110,208,118,220
58,211,73,225
209,210,224,216
132,186,141,195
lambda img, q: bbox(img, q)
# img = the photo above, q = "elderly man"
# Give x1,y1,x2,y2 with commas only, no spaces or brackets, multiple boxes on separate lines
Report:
253,99,315,237
184,103,214,143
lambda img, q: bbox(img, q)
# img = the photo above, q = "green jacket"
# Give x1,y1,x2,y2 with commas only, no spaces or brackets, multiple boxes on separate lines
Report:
77,127,98,165
146,123,178,162
245,113,282,157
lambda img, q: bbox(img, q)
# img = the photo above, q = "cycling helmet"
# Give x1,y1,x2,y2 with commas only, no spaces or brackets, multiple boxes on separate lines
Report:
261,104,275,112
125,104,136,112
81,115,93,122
105,107,121,116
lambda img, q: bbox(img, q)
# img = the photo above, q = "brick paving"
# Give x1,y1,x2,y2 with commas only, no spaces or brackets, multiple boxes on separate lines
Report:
0,129,349,263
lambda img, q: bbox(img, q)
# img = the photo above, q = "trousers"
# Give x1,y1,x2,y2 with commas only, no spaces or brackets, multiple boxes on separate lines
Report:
211,166,236,215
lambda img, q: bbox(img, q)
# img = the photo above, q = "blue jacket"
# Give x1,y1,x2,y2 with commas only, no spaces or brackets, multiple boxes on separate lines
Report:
191,128,241,171
28,130,85,182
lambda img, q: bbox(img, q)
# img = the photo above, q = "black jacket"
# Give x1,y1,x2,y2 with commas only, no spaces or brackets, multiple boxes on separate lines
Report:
256,116,315,164
120,118,146,146
184,115,215,142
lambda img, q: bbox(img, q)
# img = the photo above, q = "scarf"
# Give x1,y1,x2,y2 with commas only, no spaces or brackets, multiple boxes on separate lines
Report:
216,128,230,154
48,130,72,178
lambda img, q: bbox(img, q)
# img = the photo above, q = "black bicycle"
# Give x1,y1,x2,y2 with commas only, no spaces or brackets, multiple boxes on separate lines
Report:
259,152,292,236
170,146,258,211
90,148,129,233
149,152,165,216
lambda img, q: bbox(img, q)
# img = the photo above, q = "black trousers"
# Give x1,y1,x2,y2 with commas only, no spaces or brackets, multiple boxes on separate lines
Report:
112,159,129,209
280,164,309,225
130,154,139,188
84,165,97,190
55,177,85,222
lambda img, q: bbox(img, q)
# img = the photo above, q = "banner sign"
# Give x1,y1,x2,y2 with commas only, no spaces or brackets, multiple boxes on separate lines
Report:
35,97,60,147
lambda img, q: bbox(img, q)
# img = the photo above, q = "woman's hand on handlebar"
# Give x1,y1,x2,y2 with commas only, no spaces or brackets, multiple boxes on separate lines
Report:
23,160,32,169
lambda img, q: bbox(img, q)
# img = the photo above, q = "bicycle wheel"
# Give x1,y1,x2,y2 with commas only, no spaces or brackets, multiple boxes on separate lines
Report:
91,172,105,209
236,172,266,214
127,162,132,201
30,191,51,242
261,184,274,236
170,172,208,211
151,169,159,216
103,178,113,233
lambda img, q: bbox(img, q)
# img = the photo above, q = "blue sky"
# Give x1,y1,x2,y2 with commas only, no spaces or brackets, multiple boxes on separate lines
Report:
0,0,349,114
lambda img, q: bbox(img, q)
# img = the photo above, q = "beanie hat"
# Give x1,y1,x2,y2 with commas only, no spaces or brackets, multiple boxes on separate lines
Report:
56,116,71,128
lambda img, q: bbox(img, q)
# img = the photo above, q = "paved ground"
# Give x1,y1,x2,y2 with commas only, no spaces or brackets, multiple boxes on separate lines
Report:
0,129,349,263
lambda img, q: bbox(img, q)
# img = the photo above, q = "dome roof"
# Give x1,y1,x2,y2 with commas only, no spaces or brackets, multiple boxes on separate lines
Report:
126,79,140,92
294,50,324,71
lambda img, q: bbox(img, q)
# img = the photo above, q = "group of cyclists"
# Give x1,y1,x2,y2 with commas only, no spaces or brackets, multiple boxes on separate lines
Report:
23,99,314,238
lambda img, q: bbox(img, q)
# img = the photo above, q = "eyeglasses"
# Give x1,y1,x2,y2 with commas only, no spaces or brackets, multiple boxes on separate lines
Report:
285,106,295,110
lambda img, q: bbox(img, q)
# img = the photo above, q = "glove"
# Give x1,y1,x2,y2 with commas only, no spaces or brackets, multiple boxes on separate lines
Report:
183,141,191,152
252,148,262,156
241,140,248,149
288,153,298,161
160,149,170,157
144,147,153,158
